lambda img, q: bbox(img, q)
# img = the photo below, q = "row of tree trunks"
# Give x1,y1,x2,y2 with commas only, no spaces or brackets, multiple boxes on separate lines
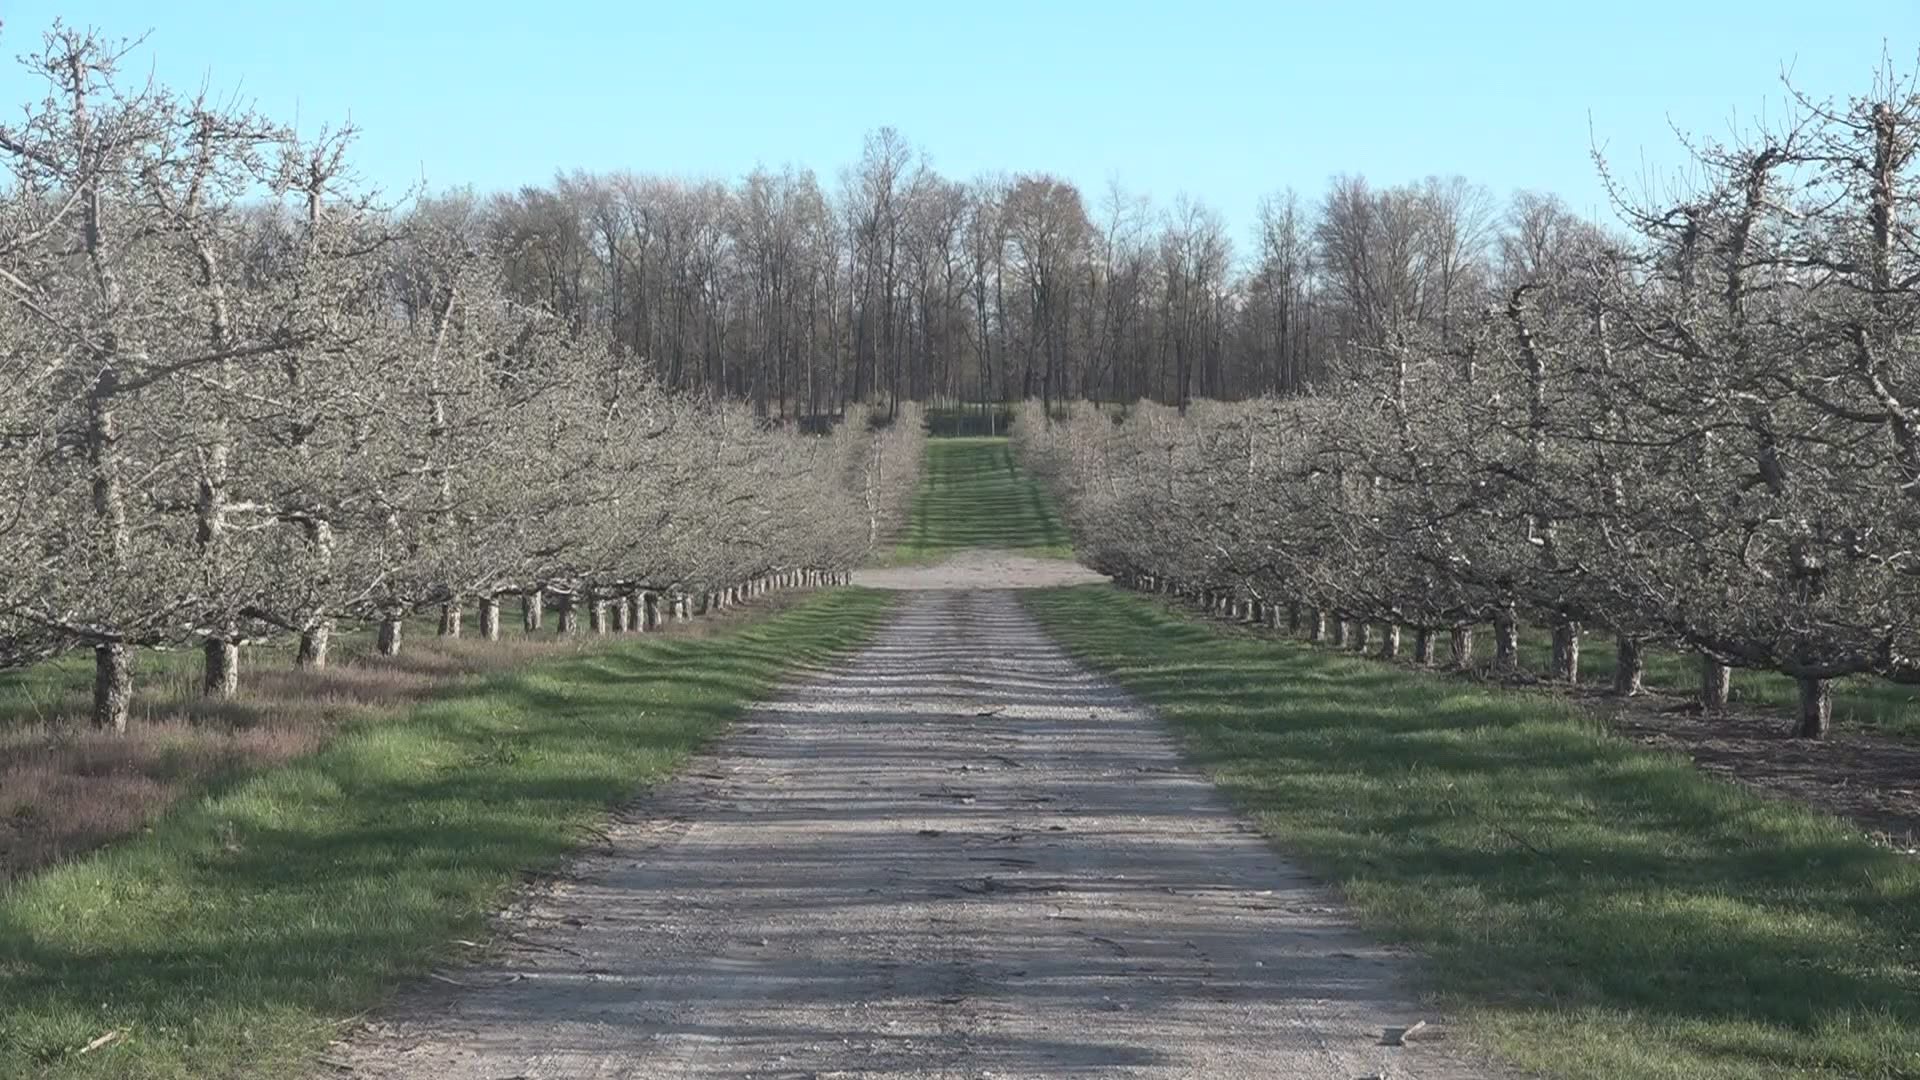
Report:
1123,578,1782,718
148,570,851,715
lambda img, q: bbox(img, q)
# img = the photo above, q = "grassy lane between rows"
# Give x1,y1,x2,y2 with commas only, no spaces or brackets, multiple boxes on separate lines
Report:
885,437,1073,563
0,588,897,1080
1023,585,1920,1080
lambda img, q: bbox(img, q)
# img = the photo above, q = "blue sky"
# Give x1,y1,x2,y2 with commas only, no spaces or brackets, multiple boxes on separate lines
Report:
3,2,1915,246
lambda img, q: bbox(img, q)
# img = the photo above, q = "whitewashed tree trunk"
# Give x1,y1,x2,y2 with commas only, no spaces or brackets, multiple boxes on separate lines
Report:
1613,635,1644,696
298,620,333,670
203,639,239,698
1701,655,1730,709
1494,605,1519,671
1450,626,1475,669
1796,676,1831,738
1550,618,1580,682
1413,628,1435,666
1380,624,1401,660
378,616,404,657
94,644,132,733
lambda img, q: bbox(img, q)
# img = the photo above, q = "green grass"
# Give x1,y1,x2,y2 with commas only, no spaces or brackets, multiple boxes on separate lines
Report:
1489,626,1920,741
0,588,897,1080
1024,586,1920,1080
886,436,1074,562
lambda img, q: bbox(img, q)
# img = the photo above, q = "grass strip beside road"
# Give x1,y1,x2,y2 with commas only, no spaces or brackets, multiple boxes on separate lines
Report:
0,588,896,1080
1024,585,1920,1080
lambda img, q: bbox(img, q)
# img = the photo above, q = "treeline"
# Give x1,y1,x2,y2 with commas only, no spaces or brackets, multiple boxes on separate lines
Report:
1015,72,1920,739
450,128,1599,414
0,28,926,730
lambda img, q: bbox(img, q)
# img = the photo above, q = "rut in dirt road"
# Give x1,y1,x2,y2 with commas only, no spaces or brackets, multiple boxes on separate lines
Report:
334,586,1496,1079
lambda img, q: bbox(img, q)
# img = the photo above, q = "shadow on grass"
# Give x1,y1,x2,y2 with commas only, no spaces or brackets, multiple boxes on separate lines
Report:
1024,585,1920,1080
0,589,897,1080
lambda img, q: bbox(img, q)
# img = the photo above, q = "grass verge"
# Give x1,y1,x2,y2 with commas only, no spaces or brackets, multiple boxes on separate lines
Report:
884,437,1073,563
1024,585,1920,1080
0,588,896,1080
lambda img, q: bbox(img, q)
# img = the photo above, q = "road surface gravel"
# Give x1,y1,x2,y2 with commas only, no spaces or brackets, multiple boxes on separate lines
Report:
331,558,1500,1079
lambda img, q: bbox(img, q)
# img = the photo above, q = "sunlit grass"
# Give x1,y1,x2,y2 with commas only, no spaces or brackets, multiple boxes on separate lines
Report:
0,589,897,1080
1024,586,1920,1080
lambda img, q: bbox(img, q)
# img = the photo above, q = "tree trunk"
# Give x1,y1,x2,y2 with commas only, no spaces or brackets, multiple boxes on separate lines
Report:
1613,635,1644,696
1413,628,1435,666
1331,619,1349,648
1353,621,1372,653
643,592,661,631
1450,626,1475,669
203,638,239,698
1795,676,1831,739
378,617,403,657
479,596,502,641
1287,603,1301,634
93,643,132,733
557,594,579,635
1550,618,1581,683
1494,605,1519,671
439,602,462,638
1380,624,1401,660
1308,610,1328,643
1701,655,1731,710
611,597,629,633
297,621,332,670
523,588,544,632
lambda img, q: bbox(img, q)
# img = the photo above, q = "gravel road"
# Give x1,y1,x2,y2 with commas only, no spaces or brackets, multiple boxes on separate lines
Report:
332,562,1498,1079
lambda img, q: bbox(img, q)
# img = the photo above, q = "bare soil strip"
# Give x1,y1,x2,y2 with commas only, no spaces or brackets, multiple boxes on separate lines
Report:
334,574,1496,1078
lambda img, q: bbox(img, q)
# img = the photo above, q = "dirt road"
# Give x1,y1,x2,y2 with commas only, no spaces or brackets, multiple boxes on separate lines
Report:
334,564,1494,1079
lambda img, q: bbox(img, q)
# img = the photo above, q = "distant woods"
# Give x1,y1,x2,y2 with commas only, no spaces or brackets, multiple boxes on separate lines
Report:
467,132,1583,414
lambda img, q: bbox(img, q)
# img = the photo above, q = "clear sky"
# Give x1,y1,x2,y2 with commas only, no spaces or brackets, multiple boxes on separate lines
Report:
3,2,1915,248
